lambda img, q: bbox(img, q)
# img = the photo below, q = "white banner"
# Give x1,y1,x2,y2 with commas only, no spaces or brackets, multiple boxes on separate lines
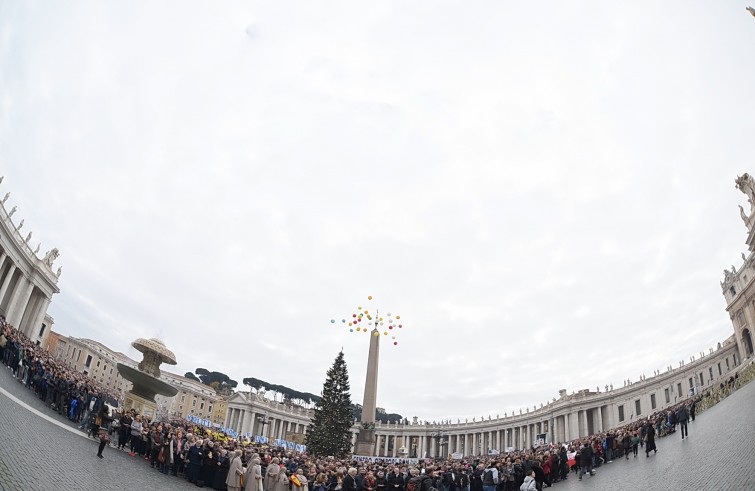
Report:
451,452,464,460
353,456,419,465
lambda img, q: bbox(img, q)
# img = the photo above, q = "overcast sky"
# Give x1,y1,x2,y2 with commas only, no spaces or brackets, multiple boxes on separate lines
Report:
1,2,754,422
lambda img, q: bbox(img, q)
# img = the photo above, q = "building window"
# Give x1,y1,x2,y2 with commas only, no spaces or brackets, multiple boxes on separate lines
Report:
618,405,625,422
192,400,197,407
688,377,694,389
38,324,46,337
97,361,100,368
700,372,705,385
718,363,722,376
181,395,185,403
709,367,714,381
200,402,204,410
77,351,81,362
734,353,739,365
664,388,670,403
635,399,641,415
208,405,213,414
85,355,92,368
650,394,656,410
677,383,683,398
726,358,730,370
730,286,737,296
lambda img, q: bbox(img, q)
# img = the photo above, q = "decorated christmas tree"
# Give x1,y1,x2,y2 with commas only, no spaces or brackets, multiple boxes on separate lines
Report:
305,351,354,457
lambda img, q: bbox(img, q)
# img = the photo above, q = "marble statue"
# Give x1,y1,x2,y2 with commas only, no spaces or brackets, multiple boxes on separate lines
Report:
34,243,40,254
56,266,62,277
748,6,755,17
17,219,23,230
736,173,755,197
0,176,3,185
1,192,9,204
24,232,31,243
743,252,748,262
8,206,16,218
740,205,753,229
43,248,60,266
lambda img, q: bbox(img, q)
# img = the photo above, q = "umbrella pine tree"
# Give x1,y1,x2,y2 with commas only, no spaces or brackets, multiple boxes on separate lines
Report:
305,351,354,457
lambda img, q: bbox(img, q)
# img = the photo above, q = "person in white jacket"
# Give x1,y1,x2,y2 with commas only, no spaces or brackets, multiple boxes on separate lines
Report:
519,470,536,491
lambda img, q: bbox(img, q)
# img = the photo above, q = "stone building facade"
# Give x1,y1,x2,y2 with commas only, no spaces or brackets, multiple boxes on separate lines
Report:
0,187,60,345
225,391,312,441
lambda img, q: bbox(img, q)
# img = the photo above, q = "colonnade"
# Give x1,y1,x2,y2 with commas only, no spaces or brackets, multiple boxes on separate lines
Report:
0,202,59,344
225,405,309,439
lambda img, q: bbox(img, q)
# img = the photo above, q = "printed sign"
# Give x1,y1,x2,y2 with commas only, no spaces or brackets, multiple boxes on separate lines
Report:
353,456,419,465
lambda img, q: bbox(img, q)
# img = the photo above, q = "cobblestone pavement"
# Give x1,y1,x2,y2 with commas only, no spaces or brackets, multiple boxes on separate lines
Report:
528,378,755,491
1,364,754,490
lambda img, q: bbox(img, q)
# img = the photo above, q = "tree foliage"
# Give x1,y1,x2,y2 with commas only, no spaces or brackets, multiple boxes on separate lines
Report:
185,368,238,394
242,377,321,406
305,351,354,458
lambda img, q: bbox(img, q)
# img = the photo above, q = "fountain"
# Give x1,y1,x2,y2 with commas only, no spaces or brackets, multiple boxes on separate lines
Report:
117,338,178,418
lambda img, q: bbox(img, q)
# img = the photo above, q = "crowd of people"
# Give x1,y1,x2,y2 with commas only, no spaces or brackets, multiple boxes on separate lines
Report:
1,319,753,491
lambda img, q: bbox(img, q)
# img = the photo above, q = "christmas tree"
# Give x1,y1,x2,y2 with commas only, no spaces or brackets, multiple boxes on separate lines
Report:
305,351,354,457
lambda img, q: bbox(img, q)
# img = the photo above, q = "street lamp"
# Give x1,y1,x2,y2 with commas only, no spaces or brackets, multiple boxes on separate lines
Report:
431,431,448,459
257,414,270,438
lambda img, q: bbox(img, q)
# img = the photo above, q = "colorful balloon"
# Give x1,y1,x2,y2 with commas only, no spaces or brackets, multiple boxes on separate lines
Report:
389,326,393,329
350,329,353,332
393,342,398,345
331,319,335,323
356,327,361,331
373,331,379,336
396,315,400,319
342,319,346,323
368,296,373,300
399,324,403,328
383,332,388,335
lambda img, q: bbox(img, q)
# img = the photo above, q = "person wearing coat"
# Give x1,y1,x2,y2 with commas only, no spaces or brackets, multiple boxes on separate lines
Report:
265,457,281,491
519,471,536,491
226,450,244,491
279,466,291,491
644,422,657,457
213,448,231,490
244,456,263,491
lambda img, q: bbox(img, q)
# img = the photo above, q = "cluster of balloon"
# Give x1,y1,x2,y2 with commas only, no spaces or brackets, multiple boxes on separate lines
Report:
329,295,404,346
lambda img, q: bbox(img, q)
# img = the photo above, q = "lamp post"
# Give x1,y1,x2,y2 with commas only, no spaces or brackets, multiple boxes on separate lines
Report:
431,431,448,459
257,414,270,439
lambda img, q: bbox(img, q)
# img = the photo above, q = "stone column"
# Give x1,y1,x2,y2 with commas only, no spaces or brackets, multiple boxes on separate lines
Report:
594,408,602,434
26,295,50,340
0,265,17,313
245,411,255,435
224,407,232,427
7,278,34,329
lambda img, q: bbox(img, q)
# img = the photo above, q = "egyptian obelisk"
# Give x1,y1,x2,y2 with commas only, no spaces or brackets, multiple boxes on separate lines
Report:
354,327,380,455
